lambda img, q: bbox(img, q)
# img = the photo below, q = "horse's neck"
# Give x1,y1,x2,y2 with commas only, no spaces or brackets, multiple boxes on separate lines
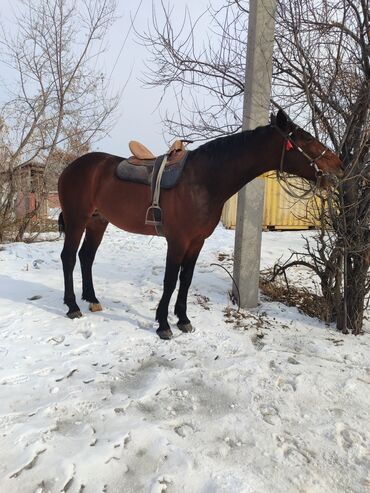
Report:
208,126,281,203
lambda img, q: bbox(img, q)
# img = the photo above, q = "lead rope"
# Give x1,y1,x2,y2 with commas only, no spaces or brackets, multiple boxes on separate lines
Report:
275,128,325,200
276,170,320,200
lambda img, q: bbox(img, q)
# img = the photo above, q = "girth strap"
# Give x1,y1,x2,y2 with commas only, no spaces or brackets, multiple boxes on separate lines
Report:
145,154,168,235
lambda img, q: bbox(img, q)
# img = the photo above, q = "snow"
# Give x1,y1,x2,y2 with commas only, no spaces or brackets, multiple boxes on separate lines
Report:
0,224,369,493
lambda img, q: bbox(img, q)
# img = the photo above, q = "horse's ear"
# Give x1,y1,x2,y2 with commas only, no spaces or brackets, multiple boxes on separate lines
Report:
270,112,276,125
276,109,293,132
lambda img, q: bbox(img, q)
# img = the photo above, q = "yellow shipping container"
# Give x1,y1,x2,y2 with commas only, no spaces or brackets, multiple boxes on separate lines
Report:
221,172,318,230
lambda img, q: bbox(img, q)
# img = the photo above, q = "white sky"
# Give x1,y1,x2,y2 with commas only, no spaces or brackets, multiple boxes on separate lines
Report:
0,0,216,156
100,0,214,155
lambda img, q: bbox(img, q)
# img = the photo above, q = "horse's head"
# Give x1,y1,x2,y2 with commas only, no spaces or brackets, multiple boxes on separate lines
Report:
272,109,344,186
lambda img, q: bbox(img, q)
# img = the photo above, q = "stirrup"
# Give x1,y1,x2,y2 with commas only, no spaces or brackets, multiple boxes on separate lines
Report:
145,205,163,226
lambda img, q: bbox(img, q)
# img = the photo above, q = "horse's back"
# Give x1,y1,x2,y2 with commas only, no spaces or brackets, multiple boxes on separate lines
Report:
59,152,121,183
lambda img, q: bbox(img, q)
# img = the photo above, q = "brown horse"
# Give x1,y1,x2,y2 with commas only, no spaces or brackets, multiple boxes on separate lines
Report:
58,110,343,339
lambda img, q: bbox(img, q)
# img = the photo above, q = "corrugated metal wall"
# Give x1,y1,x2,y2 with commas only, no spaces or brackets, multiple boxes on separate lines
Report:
221,172,319,230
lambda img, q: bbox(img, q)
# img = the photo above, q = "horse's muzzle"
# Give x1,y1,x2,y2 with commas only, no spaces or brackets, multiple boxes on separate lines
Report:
321,174,340,189
336,165,345,178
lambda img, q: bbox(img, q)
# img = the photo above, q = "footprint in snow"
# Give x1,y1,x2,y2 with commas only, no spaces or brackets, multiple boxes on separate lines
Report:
276,375,297,392
77,329,92,339
250,333,265,351
0,373,30,385
282,445,312,465
275,434,315,465
151,265,163,276
259,404,281,425
336,423,366,450
174,422,195,438
137,320,153,331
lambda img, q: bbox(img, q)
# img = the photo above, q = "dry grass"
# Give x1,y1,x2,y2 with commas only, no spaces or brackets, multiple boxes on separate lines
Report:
0,217,59,243
216,250,334,323
259,270,332,322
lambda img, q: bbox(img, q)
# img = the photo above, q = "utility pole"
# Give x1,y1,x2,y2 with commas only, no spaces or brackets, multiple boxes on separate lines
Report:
233,0,277,307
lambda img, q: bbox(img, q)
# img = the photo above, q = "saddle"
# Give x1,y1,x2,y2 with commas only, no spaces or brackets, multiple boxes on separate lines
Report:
116,139,191,232
128,139,186,162
116,139,189,189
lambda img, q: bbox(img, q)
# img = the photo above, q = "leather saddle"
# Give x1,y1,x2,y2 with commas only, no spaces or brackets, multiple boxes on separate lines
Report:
116,140,189,190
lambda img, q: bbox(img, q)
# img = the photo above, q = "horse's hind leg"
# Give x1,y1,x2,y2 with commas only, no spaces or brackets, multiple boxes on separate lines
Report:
61,217,86,318
174,240,204,333
79,213,108,312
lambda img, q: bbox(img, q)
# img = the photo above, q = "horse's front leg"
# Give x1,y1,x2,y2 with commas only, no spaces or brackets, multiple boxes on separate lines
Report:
156,243,184,340
174,240,204,333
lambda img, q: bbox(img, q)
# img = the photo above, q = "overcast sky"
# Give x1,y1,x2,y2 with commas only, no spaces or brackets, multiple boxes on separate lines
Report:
0,0,216,156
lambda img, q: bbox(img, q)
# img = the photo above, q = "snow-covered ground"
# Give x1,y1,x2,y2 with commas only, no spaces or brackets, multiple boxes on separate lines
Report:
0,224,369,493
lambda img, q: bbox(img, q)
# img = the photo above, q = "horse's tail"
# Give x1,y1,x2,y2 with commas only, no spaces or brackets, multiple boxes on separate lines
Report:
58,212,65,234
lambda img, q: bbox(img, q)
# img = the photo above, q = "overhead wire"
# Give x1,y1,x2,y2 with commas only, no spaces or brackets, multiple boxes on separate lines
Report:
107,0,144,84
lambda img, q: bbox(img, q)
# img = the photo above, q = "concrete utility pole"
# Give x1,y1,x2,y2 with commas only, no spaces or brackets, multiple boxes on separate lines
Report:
233,0,277,308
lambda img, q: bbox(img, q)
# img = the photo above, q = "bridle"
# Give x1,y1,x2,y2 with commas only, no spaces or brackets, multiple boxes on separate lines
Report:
273,125,331,199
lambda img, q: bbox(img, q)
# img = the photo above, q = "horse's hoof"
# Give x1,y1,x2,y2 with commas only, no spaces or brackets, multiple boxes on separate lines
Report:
156,328,173,340
177,322,194,333
67,310,83,319
89,302,102,312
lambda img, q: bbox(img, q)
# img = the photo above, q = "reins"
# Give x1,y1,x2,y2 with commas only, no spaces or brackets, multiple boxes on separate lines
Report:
273,125,330,200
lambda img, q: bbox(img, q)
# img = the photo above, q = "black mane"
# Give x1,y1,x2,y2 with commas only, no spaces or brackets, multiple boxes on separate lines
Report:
190,124,271,160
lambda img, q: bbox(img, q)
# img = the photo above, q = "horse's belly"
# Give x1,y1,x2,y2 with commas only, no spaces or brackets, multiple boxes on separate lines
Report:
95,181,162,236
95,173,218,240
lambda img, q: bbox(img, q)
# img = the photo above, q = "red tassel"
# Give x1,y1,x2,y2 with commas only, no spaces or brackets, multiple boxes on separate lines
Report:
285,139,293,151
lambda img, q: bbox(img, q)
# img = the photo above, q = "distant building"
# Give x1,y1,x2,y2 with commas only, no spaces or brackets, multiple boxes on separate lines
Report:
12,162,48,219
48,191,60,211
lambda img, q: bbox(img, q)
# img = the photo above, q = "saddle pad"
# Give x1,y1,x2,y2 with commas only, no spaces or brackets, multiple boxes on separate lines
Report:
115,152,189,190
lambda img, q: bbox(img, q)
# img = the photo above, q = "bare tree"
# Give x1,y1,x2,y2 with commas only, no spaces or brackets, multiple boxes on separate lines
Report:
272,0,369,334
139,1,247,140
140,0,370,334
0,0,119,241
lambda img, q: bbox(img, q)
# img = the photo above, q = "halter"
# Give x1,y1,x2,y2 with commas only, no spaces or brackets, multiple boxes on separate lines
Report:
273,125,330,199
